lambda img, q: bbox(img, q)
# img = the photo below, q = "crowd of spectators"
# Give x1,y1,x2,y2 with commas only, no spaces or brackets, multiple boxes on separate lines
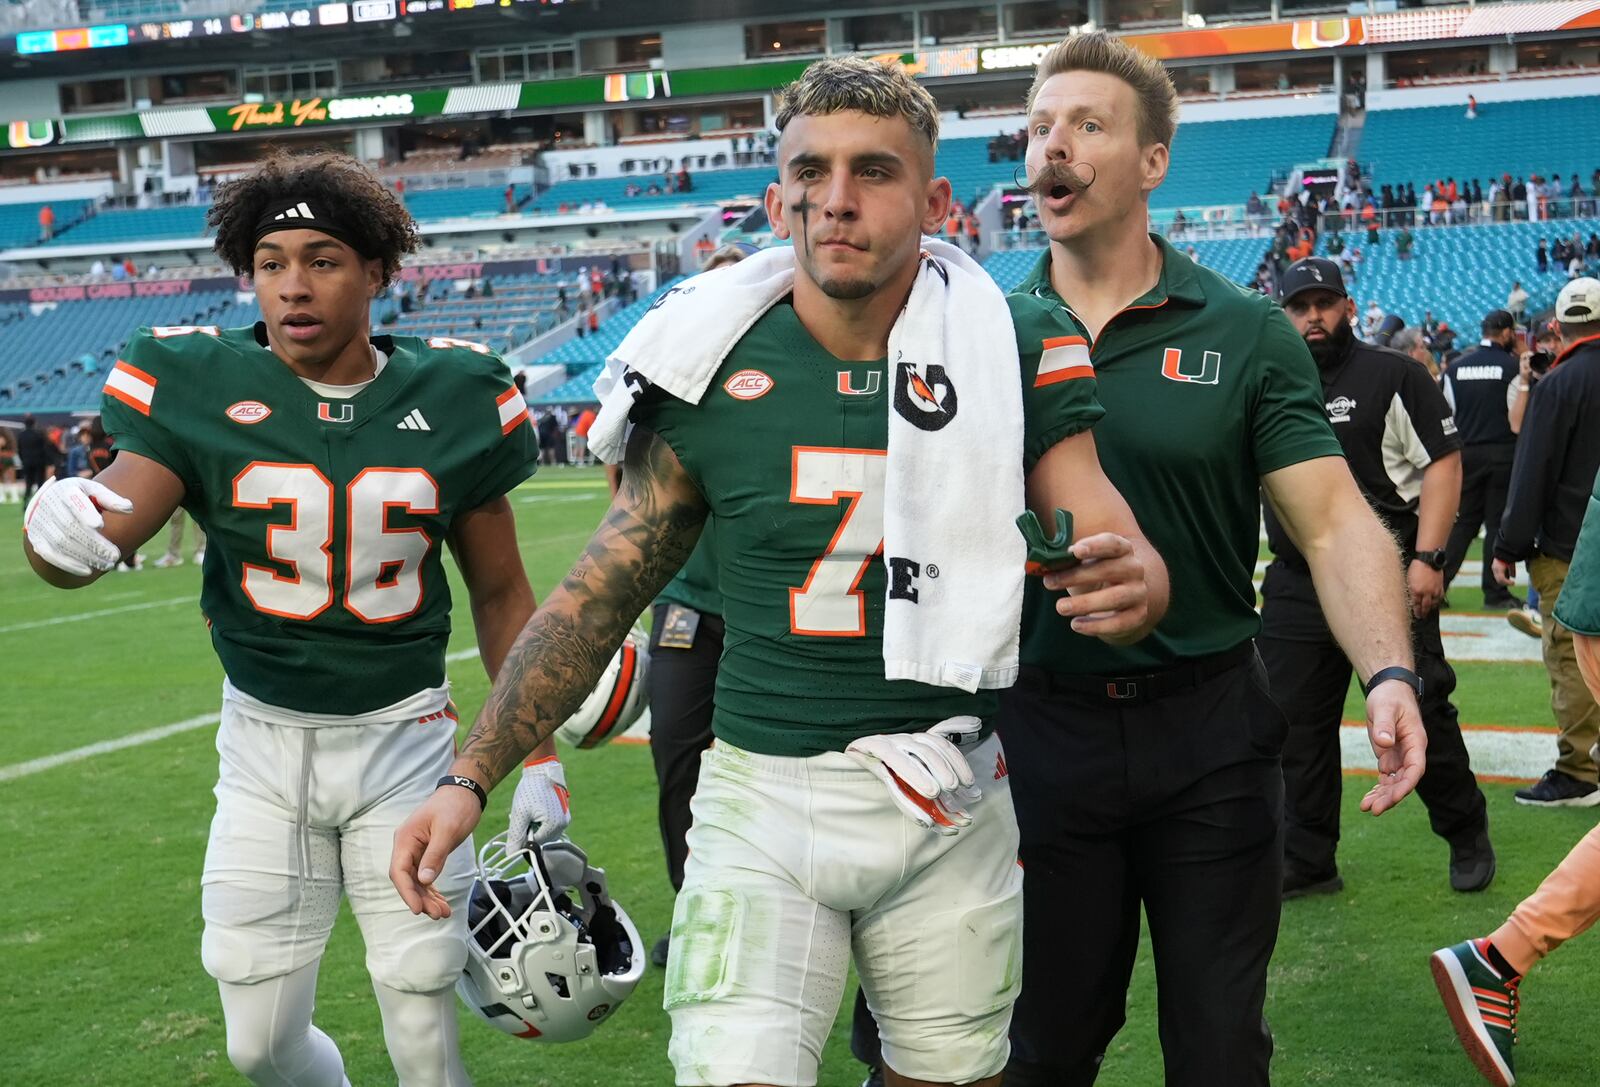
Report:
623,167,695,199
987,128,1028,164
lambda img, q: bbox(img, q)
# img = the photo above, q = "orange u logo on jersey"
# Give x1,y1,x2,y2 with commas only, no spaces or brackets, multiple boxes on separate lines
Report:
1160,347,1221,386
837,370,882,396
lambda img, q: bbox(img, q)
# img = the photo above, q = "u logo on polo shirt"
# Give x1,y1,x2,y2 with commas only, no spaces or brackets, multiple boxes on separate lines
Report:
1160,347,1221,386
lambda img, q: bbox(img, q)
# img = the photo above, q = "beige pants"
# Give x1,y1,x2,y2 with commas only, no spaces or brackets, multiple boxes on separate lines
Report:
164,508,206,561
1529,556,1600,782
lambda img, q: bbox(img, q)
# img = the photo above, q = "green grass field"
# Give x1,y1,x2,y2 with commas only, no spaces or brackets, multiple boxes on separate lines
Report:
3,465,1597,1086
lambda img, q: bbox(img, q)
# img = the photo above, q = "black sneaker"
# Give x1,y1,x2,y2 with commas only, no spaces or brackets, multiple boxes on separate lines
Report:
1449,829,1497,892
1514,769,1600,808
860,1069,885,1087
651,935,670,968
1283,867,1344,899
1480,594,1524,611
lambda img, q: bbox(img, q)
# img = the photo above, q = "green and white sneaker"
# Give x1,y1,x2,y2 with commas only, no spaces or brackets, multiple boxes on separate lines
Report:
1430,939,1519,1086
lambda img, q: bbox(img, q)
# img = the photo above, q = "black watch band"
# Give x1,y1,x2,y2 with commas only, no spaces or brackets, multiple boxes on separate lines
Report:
1364,666,1422,699
1412,548,1448,570
436,774,488,811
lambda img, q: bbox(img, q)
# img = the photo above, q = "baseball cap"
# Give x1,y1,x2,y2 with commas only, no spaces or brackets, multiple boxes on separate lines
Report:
1278,258,1347,303
1556,277,1600,323
1482,309,1515,334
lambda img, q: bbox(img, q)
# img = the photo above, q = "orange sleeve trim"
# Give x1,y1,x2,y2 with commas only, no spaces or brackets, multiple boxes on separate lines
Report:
113,359,158,387
105,383,151,415
1035,365,1095,387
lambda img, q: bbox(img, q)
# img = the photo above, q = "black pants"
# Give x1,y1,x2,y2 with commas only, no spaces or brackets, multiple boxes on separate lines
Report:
1444,443,1517,602
1259,567,1487,879
21,460,46,501
852,654,1285,1086
646,601,722,892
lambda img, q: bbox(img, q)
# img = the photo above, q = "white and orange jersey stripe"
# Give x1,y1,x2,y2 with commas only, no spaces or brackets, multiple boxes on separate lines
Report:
1036,335,1094,387
495,386,529,435
104,359,157,415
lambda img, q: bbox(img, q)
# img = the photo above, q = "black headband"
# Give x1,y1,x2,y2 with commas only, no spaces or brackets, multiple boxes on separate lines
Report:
252,197,371,257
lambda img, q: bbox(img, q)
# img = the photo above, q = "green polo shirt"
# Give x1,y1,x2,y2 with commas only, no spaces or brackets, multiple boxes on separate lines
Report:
1013,236,1342,675
1552,470,1600,636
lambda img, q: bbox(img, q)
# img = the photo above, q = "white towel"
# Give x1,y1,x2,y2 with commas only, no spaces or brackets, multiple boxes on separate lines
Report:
589,239,1025,693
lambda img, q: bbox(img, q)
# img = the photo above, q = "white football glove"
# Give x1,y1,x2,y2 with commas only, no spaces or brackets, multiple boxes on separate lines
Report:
23,477,133,577
509,756,571,850
845,717,983,836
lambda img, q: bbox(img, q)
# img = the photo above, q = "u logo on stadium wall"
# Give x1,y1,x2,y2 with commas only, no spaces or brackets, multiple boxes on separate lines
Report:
1292,18,1361,50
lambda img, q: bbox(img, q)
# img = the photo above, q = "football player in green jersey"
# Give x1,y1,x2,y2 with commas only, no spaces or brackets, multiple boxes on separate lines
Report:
393,59,1167,1087
22,151,555,1087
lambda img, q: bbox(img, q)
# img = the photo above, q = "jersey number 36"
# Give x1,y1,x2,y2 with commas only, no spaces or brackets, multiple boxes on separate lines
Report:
233,462,438,624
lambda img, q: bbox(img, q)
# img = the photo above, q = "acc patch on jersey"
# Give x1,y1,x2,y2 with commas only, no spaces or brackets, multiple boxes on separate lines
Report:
226,400,272,424
724,369,774,401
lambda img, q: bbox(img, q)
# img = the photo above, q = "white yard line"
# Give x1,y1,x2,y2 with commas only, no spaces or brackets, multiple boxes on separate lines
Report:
0,595,194,635
0,646,483,783
1340,722,1551,782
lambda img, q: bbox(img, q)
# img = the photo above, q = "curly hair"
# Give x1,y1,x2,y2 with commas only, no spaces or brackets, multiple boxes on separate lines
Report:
207,149,418,286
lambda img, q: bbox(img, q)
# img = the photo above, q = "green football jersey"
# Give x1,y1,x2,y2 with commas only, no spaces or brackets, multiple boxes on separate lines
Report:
633,301,1103,757
657,528,721,616
101,323,538,715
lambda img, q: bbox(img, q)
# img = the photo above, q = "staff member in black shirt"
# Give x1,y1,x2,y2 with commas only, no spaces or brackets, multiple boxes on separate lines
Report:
1262,258,1494,895
1494,276,1600,807
16,414,51,502
1441,309,1523,608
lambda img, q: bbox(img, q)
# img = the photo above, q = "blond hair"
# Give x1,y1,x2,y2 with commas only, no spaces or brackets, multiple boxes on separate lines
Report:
1027,31,1178,149
774,55,940,151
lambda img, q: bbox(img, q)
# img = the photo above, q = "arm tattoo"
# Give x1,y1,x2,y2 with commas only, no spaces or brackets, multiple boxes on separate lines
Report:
457,426,707,786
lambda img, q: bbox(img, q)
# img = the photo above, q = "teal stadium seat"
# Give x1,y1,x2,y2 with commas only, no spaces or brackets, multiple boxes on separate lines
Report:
1362,96,1600,192
47,205,210,247
1,200,93,248
986,217,1600,352
533,277,686,405
0,273,572,412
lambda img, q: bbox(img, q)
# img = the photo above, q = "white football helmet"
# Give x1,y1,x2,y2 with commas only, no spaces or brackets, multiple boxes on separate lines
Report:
457,832,645,1042
555,623,649,748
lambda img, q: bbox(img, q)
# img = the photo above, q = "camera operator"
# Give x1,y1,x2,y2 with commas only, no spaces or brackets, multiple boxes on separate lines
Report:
1495,278,1600,806
1509,334,1556,436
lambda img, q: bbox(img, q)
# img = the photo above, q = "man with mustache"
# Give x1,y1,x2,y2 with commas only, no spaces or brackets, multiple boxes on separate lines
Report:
996,34,1428,1086
1262,256,1492,902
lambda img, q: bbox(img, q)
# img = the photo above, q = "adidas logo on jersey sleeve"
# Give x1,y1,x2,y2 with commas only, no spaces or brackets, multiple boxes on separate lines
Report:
396,408,431,432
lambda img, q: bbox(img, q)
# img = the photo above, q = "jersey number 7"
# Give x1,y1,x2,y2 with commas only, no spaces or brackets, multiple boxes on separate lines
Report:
789,447,886,637
233,462,438,624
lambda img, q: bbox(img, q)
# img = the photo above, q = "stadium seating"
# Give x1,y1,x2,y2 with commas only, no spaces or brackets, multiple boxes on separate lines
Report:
373,273,570,353
0,199,92,249
527,170,773,213
1317,218,1600,342
399,185,513,221
0,272,576,411
1361,96,1600,194
0,290,251,412
532,277,685,405
986,217,1600,351
1163,115,1334,208
48,205,210,247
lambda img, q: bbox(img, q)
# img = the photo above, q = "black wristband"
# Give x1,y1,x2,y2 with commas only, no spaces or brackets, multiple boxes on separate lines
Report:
1363,666,1422,699
436,774,488,810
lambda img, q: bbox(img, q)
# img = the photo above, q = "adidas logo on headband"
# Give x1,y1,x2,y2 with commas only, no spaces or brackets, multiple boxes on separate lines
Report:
272,202,317,221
